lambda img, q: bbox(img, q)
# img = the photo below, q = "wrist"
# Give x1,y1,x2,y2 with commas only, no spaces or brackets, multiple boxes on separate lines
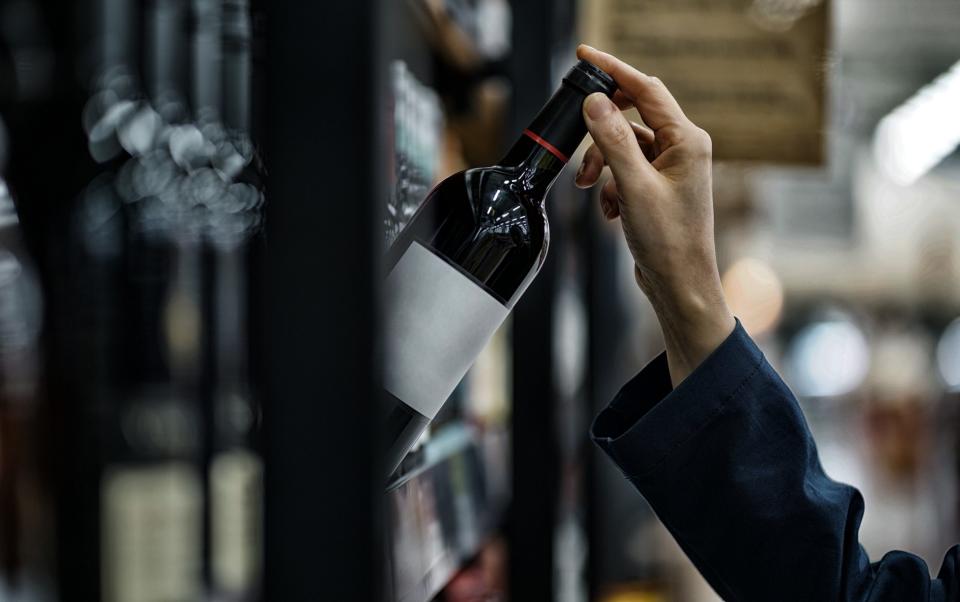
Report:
640,266,735,386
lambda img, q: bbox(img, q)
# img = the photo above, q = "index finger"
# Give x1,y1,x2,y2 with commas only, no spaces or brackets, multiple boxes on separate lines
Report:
577,44,688,131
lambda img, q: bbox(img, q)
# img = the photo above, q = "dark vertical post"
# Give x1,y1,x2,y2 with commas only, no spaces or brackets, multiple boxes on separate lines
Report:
262,3,383,601
585,209,606,601
586,198,636,599
509,0,558,599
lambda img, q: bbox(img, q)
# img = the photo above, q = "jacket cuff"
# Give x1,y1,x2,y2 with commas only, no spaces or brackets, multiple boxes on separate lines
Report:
591,319,765,477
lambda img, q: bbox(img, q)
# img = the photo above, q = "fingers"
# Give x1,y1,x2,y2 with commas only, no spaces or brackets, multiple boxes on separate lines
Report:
575,142,605,189
632,121,657,160
577,44,688,132
582,93,656,186
600,178,621,220
611,89,634,110
575,121,656,189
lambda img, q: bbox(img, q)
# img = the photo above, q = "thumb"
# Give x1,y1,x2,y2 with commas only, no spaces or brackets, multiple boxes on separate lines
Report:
582,93,654,184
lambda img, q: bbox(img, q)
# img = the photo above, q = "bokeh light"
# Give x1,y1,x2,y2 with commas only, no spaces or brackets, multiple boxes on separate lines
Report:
936,317,960,391
787,318,871,398
722,257,784,338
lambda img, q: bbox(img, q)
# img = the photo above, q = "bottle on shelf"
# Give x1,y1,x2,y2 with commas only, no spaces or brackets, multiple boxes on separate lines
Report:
1,0,129,598
0,172,52,601
383,60,616,476
385,60,445,246
204,1,264,597
0,0,261,598
75,0,259,598
96,2,207,600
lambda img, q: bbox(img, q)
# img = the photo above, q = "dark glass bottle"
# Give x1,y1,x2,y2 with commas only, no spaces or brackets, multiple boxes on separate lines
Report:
383,60,616,477
204,1,264,597
99,2,208,599
0,176,51,601
1,0,117,598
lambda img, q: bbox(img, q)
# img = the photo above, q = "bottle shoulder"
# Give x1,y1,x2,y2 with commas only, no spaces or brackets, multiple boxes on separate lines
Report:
462,165,548,218
387,164,550,306
424,165,551,248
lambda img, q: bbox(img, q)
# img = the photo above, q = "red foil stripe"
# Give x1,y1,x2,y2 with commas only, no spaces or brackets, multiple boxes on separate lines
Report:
522,129,569,163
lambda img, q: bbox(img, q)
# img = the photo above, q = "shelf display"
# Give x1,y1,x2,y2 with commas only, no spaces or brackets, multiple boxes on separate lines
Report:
388,423,504,602
0,1,264,598
386,61,445,246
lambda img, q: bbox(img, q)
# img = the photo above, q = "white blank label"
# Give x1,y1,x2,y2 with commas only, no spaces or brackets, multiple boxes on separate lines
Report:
385,242,509,419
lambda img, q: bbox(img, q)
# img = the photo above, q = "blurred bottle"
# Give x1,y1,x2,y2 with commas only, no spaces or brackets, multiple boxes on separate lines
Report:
0,159,53,600
202,1,264,598
94,2,208,601
1,0,263,598
1,0,102,599
385,61,444,246
96,0,265,599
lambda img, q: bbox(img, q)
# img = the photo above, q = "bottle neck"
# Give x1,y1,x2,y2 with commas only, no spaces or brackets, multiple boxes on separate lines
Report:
499,83,590,199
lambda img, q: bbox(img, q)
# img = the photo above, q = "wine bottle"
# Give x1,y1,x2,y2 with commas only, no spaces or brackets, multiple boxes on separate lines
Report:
98,4,207,602
205,2,264,597
383,60,616,476
0,176,51,600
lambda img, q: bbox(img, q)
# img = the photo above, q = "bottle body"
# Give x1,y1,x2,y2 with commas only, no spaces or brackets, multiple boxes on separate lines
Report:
383,161,550,475
382,58,616,477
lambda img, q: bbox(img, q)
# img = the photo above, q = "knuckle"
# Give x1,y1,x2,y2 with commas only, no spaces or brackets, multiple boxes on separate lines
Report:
690,126,712,156
658,124,684,147
697,127,712,147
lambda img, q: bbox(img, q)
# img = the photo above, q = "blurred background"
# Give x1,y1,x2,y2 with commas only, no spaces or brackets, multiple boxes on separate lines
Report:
0,0,958,601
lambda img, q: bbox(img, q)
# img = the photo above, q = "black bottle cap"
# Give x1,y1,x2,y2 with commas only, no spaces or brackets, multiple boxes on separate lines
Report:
562,60,617,98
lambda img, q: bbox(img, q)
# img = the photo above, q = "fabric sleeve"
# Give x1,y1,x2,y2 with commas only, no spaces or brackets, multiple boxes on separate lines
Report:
592,321,959,601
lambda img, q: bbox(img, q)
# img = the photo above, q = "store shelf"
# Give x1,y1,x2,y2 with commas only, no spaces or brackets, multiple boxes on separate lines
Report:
387,422,508,602
407,0,484,71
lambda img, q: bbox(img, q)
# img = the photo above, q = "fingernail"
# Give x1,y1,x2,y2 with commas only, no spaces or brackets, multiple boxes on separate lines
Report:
584,93,613,120
575,161,586,182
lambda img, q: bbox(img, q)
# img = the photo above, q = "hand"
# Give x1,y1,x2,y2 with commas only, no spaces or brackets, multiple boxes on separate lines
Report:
574,44,735,386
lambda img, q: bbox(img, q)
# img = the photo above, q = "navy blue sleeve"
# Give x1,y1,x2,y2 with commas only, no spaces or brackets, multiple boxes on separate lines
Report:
592,321,959,601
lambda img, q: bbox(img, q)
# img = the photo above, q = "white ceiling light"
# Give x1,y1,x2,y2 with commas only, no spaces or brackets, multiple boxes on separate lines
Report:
874,60,960,186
